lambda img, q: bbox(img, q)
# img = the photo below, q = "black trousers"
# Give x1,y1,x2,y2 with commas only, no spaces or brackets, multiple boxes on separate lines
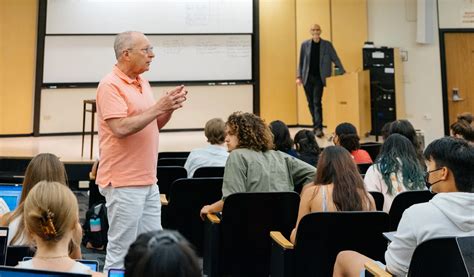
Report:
303,75,324,129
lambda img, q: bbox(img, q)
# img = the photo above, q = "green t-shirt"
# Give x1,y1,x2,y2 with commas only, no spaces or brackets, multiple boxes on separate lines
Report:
222,149,316,199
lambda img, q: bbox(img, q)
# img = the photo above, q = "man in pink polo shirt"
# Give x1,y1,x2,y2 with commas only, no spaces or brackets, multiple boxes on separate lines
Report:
96,31,187,271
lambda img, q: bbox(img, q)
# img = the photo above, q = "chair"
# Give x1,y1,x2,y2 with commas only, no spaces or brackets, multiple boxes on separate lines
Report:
369,191,384,211
360,142,382,161
204,192,300,277
81,99,97,160
365,237,469,277
270,211,389,277
162,177,223,256
193,166,225,178
156,166,187,196
157,157,187,167
388,190,434,231
6,245,35,266
357,163,372,174
158,151,190,159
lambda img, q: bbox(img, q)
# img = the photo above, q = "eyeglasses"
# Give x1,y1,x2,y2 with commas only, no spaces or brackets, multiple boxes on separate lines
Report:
127,46,154,54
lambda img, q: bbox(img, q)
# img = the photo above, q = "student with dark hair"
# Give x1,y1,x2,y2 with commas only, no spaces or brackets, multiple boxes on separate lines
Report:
269,120,298,157
124,230,201,277
294,129,321,166
200,112,315,218
450,117,474,143
290,146,375,243
385,119,425,168
364,134,425,212
457,112,473,124
333,123,372,164
333,137,474,277
184,118,229,177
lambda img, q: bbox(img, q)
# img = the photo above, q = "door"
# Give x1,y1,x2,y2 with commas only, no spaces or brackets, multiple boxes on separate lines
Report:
444,33,474,126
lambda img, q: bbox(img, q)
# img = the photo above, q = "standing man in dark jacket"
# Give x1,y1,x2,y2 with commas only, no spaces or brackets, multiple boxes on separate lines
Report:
297,24,345,138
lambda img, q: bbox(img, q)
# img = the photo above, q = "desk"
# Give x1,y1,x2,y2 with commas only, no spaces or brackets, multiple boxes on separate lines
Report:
81,99,96,159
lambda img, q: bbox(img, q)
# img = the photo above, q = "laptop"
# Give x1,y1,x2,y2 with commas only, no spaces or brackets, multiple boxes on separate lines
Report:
456,236,474,276
0,265,90,276
108,268,125,277
0,227,8,266
23,258,98,272
0,184,22,212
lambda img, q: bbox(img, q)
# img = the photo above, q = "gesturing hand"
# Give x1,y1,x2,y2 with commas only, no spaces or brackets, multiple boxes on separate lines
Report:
156,85,188,112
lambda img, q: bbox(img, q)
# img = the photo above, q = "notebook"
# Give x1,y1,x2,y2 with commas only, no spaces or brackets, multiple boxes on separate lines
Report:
0,184,22,212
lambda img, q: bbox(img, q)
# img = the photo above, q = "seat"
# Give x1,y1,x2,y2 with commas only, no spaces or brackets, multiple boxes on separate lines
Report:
388,190,434,231
357,163,372,174
193,166,225,178
369,191,384,211
162,177,223,256
157,157,187,167
156,166,187,196
6,246,35,266
271,211,389,277
158,151,190,159
365,237,469,277
204,192,300,277
360,142,382,161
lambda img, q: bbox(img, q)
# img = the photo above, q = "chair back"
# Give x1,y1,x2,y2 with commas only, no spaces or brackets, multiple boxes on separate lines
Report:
408,237,468,277
360,142,382,161
6,246,35,266
157,157,187,167
156,166,187,195
293,212,389,277
218,192,299,276
389,190,434,231
163,177,223,256
368,191,384,211
158,151,190,159
457,236,474,276
193,166,225,178
357,163,372,174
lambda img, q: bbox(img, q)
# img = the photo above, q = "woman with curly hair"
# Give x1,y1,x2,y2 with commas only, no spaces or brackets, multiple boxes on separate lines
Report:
200,112,315,218
364,134,426,212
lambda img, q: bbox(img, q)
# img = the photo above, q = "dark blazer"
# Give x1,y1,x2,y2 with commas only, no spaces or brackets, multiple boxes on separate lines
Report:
297,38,345,86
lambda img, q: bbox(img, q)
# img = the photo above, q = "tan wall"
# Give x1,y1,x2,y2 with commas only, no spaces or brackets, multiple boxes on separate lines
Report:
259,0,297,124
0,0,37,135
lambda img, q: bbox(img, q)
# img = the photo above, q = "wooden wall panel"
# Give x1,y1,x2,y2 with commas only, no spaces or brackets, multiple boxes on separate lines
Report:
259,0,297,124
0,0,37,135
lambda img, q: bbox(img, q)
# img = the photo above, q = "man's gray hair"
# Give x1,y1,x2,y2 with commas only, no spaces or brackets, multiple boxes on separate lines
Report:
114,31,140,60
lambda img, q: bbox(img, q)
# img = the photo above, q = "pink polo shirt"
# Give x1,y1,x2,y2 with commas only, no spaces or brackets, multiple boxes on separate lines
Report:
96,66,158,188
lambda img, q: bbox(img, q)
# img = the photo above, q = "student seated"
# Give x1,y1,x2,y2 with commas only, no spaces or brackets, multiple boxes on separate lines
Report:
184,118,229,178
200,112,315,218
124,230,201,277
294,129,321,166
0,153,81,259
384,119,425,169
269,120,298,157
333,123,372,164
17,181,102,276
333,137,474,277
290,146,375,243
450,113,474,144
364,134,426,212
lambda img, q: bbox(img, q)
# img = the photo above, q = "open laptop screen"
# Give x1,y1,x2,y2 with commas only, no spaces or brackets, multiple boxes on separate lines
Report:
0,265,90,276
0,184,22,212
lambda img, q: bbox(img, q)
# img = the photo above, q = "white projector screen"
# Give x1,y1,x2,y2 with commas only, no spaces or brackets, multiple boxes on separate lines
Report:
46,0,253,34
43,35,252,83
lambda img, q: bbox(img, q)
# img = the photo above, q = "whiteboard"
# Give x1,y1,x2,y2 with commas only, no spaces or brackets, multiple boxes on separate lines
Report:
46,0,253,34
43,35,252,83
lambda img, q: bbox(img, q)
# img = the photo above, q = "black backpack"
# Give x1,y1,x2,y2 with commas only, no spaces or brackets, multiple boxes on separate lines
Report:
82,202,108,250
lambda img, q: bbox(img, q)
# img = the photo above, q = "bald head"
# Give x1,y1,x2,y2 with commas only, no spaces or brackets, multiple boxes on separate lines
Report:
310,24,322,41
114,31,144,60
